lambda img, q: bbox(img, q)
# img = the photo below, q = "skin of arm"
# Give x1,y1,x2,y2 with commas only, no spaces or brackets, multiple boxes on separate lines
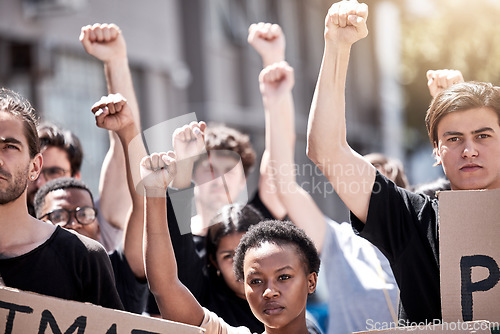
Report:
248,22,289,219
168,121,209,301
306,0,374,224
90,94,147,280
80,23,141,231
141,152,205,326
260,62,327,252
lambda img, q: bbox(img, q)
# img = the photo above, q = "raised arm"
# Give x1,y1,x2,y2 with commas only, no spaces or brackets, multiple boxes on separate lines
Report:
260,62,327,251
168,121,208,298
426,69,464,98
171,121,206,190
90,93,147,280
141,152,205,326
80,23,141,231
306,0,374,224
248,23,289,219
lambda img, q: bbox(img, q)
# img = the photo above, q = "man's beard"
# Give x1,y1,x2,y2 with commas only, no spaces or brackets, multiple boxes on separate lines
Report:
0,167,29,205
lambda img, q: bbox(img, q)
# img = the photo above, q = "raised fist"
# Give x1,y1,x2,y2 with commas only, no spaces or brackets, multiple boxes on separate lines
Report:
324,0,369,46
140,151,177,192
248,22,285,66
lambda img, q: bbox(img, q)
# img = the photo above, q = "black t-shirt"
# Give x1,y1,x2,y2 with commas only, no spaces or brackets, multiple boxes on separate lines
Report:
109,249,148,314
0,226,123,310
350,171,441,324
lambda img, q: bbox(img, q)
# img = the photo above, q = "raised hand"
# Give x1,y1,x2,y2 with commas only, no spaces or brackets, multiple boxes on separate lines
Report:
91,93,134,133
426,69,464,98
140,152,177,192
172,121,207,161
259,61,295,107
248,22,285,67
324,0,368,45
80,23,126,62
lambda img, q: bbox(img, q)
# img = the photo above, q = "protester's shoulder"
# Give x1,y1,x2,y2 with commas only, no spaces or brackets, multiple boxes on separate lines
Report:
52,226,107,255
323,216,354,244
200,307,253,334
324,216,351,232
375,170,436,208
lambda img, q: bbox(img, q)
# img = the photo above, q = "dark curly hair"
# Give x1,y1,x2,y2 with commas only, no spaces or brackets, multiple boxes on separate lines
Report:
38,122,83,176
233,220,320,282
194,123,256,177
33,177,95,219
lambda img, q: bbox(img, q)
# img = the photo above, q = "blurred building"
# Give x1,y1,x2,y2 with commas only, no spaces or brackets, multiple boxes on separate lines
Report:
0,0,403,223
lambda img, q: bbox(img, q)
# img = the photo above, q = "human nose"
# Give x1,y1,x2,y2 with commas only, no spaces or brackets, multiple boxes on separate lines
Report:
462,139,478,159
262,282,279,299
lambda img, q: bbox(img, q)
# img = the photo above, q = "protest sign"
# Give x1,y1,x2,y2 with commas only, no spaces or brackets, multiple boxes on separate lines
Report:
439,189,500,323
0,286,204,334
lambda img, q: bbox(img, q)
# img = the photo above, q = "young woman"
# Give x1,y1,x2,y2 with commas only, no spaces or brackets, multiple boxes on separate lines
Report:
141,152,321,334
167,201,265,332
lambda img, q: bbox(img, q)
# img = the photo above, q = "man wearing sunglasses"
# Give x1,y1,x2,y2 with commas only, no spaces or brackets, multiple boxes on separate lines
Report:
34,177,148,314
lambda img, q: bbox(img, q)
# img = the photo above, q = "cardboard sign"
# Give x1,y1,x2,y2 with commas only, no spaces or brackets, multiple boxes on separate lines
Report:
438,189,500,323
354,320,491,334
0,286,204,334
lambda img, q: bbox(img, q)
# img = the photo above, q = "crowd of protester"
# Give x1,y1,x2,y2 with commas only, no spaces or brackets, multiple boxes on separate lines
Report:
2,1,496,333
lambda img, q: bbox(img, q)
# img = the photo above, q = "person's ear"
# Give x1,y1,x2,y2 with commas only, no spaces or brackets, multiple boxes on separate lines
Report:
307,272,317,294
433,144,442,167
29,153,43,180
73,171,82,179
